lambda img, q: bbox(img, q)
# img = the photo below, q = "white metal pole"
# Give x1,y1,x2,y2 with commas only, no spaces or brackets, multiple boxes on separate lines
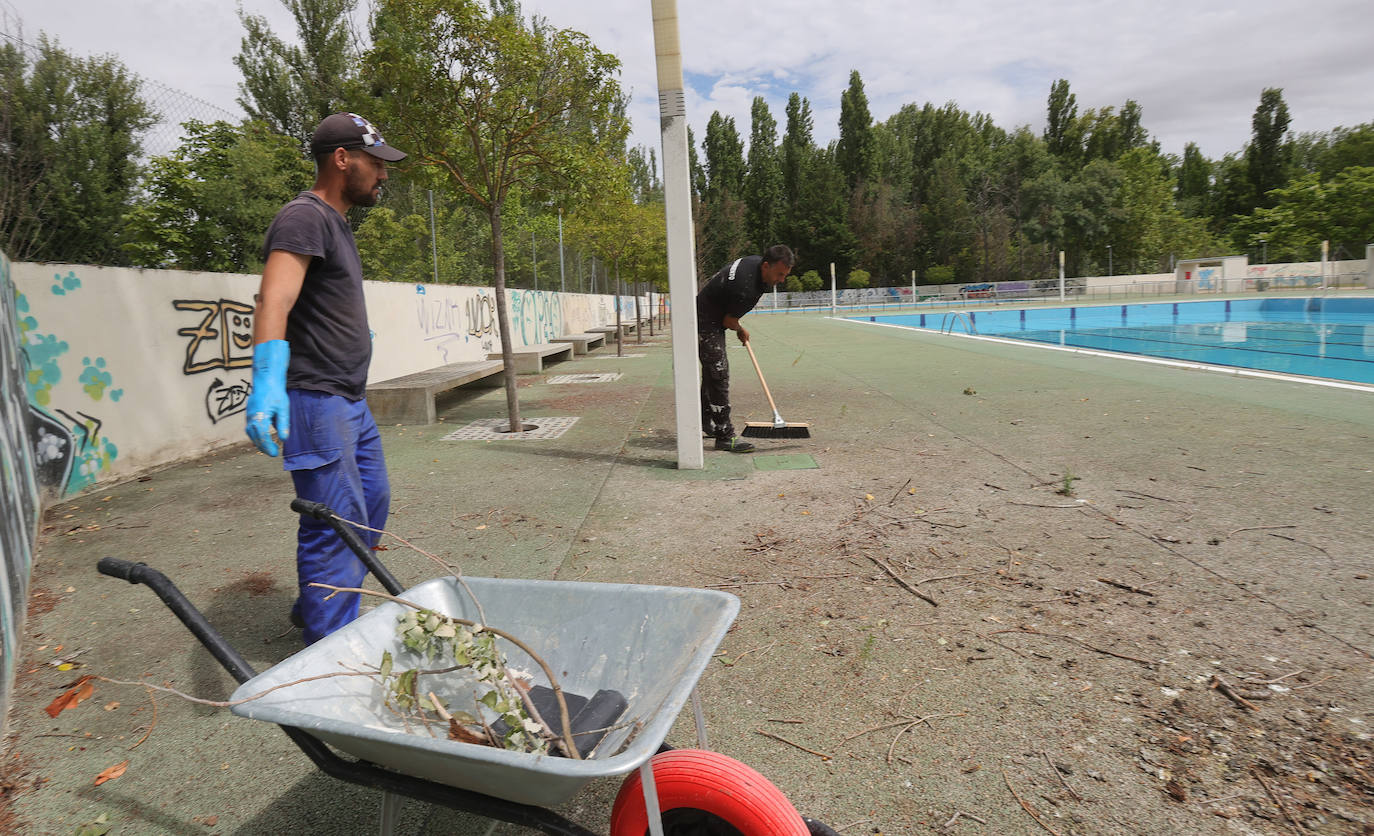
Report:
558,209,566,294
1058,250,1065,302
427,189,439,284
910,269,916,307
1321,239,1329,289
830,262,837,315
652,0,703,470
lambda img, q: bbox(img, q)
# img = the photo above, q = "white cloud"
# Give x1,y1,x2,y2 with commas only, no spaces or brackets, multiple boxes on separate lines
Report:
8,0,1372,164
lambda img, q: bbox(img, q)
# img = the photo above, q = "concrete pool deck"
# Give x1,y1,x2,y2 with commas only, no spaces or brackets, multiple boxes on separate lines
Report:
5,305,1372,834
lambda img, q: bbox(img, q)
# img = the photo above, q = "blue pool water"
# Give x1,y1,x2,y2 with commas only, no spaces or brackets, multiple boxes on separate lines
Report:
854,297,1374,386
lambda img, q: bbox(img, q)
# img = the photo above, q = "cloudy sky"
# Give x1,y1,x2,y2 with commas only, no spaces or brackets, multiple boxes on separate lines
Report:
7,0,1372,163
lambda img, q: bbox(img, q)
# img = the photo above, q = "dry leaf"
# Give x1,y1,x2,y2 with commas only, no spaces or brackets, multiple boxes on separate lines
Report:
45,675,95,718
93,760,128,786
103,701,120,711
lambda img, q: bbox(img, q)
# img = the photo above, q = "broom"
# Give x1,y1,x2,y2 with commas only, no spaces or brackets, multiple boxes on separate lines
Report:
741,340,811,439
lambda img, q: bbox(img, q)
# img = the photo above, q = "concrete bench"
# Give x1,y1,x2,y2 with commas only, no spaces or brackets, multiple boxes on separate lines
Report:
487,342,575,374
588,323,636,342
551,332,607,355
367,360,505,424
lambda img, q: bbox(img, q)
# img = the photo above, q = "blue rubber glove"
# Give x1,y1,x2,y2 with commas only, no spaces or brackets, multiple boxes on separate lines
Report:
245,339,290,456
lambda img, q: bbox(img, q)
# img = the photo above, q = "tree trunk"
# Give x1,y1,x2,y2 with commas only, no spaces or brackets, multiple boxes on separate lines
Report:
489,208,523,433
613,258,622,358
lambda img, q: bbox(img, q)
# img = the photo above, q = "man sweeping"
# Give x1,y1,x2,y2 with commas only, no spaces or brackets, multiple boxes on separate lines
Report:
697,245,795,453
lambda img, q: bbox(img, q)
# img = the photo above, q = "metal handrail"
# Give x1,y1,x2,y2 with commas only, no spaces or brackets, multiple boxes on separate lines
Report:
940,311,977,335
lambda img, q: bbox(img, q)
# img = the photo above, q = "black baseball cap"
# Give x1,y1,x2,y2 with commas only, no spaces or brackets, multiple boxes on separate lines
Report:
310,112,407,162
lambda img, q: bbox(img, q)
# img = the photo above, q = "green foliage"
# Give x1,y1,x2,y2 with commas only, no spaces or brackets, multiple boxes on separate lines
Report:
846,268,871,289
699,111,749,270
798,269,823,291
1229,167,1374,261
123,121,313,272
0,38,155,264
383,607,548,754
837,70,876,189
743,97,782,252
925,264,955,284
783,275,803,293
1246,88,1292,210
234,0,359,146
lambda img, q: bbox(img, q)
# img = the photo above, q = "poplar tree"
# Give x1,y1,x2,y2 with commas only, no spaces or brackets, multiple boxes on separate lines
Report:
836,70,875,190
743,96,782,251
1246,87,1292,209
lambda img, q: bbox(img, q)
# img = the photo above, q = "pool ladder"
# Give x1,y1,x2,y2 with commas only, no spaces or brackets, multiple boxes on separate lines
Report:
940,311,978,335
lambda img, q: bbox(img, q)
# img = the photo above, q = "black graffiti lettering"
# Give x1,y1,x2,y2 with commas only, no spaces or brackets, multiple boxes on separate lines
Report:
206,377,250,423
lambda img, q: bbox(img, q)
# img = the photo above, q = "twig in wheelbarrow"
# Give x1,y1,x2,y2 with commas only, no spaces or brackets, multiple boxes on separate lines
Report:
313,582,580,758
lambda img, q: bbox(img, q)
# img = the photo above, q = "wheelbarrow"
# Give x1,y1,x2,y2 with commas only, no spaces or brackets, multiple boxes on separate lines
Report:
97,499,840,836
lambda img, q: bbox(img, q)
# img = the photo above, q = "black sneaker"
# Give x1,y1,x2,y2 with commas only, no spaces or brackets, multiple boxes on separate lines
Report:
714,436,755,453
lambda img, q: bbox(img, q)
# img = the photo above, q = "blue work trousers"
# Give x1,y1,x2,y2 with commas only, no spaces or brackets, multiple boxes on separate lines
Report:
282,389,390,644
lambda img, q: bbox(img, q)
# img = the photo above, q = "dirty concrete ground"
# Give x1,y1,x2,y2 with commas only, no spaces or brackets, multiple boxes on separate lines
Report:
3,307,1372,835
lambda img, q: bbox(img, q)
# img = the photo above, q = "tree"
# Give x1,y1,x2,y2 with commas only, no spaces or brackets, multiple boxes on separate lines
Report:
846,268,870,289
698,111,748,272
363,0,628,432
1230,167,1374,262
234,0,359,146
122,120,313,272
798,269,823,291
836,70,875,190
743,97,782,252
1176,142,1211,217
1044,79,1082,167
1246,87,1291,209
0,38,154,264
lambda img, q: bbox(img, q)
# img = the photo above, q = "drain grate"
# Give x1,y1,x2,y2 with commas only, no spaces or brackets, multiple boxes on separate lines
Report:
442,416,579,441
547,373,622,385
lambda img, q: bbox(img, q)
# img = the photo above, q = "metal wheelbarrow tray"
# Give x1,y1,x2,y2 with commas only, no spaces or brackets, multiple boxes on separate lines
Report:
227,574,739,809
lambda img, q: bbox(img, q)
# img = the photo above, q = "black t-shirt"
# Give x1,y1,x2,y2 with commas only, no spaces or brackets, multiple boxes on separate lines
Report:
696,256,765,332
261,192,371,400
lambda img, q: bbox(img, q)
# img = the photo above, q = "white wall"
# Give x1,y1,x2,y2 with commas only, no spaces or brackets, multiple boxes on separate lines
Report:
12,263,628,497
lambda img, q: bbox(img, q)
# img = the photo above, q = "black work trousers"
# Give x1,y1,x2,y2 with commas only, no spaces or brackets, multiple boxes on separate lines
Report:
698,328,733,439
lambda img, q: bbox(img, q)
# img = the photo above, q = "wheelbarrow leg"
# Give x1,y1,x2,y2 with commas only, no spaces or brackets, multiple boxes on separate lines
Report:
378,791,403,836
638,762,666,836
690,687,709,750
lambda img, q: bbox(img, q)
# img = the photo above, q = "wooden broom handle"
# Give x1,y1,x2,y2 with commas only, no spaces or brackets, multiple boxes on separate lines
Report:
743,339,781,416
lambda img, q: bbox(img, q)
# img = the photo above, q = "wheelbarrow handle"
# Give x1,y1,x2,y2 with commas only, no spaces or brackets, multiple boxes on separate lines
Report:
97,558,258,685
290,498,404,596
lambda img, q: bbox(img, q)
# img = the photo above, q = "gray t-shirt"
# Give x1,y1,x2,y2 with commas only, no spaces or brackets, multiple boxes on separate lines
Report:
261,192,371,400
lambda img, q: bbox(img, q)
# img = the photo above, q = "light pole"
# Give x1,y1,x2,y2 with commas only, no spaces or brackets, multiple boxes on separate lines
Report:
1106,243,1113,277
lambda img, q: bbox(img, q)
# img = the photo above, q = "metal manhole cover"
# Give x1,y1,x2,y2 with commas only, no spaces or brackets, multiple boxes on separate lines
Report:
441,416,579,441
547,373,622,385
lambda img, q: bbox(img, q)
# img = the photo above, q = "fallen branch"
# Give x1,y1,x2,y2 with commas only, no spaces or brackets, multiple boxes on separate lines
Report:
313,583,579,759
988,628,1156,667
1096,577,1154,597
865,555,937,607
754,728,831,761
1252,769,1303,835
1226,524,1296,537
1042,751,1082,801
943,810,987,827
887,713,966,763
1002,768,1063,836
888,478,913,506
1209,674,1259,712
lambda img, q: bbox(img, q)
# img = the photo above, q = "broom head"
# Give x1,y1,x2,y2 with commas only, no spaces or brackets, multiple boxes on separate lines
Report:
741,421,811,439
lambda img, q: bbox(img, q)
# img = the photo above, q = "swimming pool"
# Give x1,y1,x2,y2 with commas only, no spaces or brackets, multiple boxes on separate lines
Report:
851,297,1374,387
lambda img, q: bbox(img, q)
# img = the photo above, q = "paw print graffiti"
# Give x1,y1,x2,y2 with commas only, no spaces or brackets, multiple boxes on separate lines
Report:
79,357,114,400
34,429,67,464
49,271,81,296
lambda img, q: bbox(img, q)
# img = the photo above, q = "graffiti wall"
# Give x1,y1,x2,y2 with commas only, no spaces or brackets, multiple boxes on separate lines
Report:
1,251,39,727
9,262,626,496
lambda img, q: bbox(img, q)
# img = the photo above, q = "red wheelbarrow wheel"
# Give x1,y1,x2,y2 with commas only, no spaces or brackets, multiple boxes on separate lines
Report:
610,749,810,836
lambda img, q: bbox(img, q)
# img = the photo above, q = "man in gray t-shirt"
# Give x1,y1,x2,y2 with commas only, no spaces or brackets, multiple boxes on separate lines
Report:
246,112,406,644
